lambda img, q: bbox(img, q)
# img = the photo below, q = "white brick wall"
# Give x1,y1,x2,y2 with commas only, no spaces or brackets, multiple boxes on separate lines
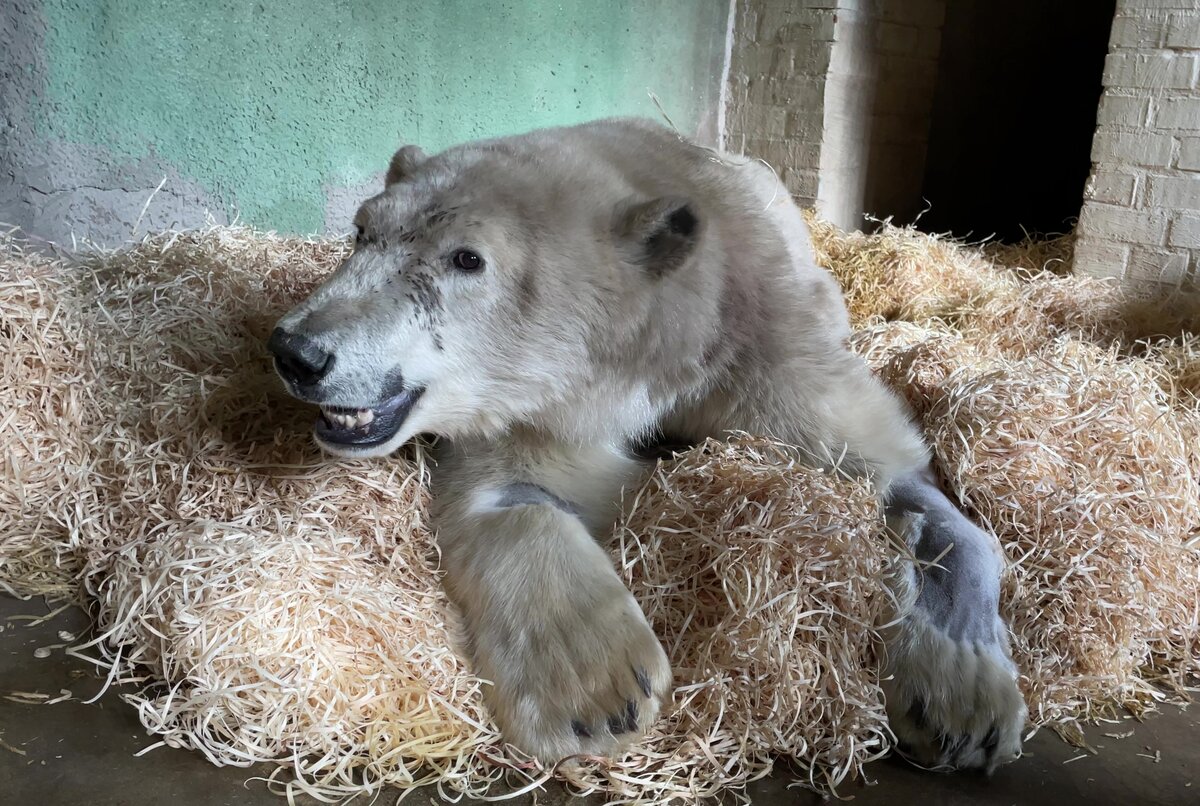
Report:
724,0,839,206
725,0,945,227
819,0,947,229
1076,0,1200,290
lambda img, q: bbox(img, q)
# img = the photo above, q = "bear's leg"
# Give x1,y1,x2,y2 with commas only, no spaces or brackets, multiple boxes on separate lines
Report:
882,467,1026,772
672,354,1025,771
430,435,670,761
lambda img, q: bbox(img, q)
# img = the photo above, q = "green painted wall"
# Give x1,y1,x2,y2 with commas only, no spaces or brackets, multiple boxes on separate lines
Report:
29,0,729,234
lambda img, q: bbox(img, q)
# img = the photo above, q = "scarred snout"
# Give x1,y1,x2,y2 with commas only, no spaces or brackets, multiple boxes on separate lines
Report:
267,317,426,458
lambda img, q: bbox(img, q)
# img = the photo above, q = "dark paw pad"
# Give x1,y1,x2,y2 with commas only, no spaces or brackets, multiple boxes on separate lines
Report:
634,667,652,698
937,732,970,758
606,699,639,735
907,698,928,730
982,726,1000,754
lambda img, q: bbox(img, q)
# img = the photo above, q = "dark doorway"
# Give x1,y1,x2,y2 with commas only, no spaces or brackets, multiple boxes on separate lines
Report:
916,0,1116,242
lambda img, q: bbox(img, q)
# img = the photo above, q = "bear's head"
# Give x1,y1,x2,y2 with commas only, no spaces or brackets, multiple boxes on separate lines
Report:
270,138,708,458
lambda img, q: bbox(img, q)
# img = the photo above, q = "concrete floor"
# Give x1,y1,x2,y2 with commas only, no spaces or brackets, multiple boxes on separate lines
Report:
1,595,1196,806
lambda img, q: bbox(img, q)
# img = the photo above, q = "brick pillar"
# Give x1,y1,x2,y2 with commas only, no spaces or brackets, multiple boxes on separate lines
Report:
1076,0,1200,291
724,0,944,230
723,0,838,208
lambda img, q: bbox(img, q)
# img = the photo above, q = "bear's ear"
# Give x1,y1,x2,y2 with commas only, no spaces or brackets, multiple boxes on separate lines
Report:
385,145,427,187
613,195,701,276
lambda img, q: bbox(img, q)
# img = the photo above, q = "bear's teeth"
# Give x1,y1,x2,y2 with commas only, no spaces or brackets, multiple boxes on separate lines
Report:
321,407,374,429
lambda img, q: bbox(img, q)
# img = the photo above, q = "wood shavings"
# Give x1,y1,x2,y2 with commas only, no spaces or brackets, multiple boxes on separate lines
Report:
811,216,1200,728
561,436,893,801
7,605,73,626
0,737,27,756
1,219,1198,804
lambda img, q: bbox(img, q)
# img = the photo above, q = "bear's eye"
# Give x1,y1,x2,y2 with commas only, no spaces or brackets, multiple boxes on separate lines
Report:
451,249,483,272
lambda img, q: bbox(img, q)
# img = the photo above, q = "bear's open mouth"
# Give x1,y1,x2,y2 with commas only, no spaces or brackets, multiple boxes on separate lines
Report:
313,387,424,447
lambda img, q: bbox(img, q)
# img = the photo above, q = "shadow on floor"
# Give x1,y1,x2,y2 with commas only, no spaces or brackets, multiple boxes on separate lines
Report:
1,595,1194,805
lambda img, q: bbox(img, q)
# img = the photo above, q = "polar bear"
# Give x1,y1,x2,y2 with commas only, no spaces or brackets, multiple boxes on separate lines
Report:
268,118,1026,772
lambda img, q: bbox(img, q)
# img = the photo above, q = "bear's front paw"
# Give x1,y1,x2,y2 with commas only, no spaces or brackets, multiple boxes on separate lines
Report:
883,613,1026,773
472,585,671,762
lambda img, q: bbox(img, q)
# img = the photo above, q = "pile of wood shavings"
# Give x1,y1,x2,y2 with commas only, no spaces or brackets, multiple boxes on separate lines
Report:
1,217,1198,804
810,214,1200,726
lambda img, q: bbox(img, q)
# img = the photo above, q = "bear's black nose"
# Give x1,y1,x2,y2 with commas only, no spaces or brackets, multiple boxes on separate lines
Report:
268,327,335,388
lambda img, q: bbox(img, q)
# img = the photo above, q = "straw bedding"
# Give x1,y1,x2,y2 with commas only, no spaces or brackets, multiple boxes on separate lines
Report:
1,217,1197,803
